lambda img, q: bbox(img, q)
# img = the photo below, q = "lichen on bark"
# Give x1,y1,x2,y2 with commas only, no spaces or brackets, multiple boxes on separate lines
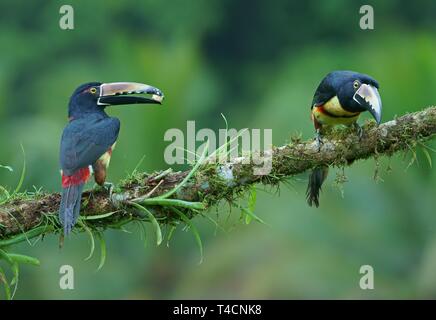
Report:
0,106,435,245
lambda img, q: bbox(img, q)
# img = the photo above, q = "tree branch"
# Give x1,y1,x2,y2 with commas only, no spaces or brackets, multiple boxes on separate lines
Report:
1,106,435,245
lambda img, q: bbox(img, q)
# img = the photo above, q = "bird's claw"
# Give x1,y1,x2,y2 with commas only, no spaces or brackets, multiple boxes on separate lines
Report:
93,182,114,197
103,182,114,198
353,123,364,140
315,129,323,151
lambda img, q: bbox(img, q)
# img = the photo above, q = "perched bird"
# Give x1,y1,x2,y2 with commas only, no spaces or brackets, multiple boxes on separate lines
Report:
59,82,164,235
307,71,382,207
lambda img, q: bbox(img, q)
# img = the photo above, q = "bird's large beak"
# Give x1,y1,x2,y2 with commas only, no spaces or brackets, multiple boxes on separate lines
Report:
353,84,382,124
97,82,164,106
353,83,382,124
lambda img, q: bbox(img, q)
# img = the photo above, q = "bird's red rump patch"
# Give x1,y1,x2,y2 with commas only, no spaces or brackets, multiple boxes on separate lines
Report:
62,167,90,188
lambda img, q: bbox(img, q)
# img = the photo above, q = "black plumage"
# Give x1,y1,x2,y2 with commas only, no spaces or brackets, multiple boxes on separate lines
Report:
307,71,382,207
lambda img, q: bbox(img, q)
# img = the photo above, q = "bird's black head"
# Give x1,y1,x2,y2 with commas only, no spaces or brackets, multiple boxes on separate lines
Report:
68,82,164,119
320,70,382,124
68,82,102,118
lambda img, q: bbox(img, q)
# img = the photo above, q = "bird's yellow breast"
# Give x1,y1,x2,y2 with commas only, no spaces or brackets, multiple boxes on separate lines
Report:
312,96,360,126
98,142,116,168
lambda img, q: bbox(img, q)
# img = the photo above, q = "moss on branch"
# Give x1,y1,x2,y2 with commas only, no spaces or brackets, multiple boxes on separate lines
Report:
0,106,435,246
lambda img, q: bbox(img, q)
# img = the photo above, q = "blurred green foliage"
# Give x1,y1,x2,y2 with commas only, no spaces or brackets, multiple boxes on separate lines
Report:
0,0,435,299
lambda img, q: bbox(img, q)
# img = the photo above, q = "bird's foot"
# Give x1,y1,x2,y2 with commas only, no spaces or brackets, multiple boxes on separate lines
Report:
353,122,364,140
103,182,114,198
93,182,114,197
314,129,323,151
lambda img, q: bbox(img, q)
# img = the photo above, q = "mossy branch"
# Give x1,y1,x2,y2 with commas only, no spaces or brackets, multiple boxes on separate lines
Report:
0,106,435,246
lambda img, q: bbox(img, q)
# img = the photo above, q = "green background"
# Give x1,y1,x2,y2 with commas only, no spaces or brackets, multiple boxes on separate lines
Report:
0,0,435,299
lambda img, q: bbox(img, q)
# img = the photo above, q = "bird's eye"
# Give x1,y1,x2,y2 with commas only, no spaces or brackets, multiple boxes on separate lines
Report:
353,80,360,89
90,87,97,94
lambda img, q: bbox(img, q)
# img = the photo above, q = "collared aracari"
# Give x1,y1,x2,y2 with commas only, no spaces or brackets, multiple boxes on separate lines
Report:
306,70,382,207
59,82,164,235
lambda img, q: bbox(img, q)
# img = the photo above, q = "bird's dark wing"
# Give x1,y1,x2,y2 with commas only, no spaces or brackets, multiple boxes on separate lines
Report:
60,116,120,176
311,77,336,109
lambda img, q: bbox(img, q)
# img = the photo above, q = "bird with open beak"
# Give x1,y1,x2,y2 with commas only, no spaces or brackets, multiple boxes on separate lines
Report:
307,70,382,207
59,82,164,235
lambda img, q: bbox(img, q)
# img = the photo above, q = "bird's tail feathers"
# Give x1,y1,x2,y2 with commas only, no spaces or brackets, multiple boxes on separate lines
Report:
306,166,329,207
59,183,84,235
